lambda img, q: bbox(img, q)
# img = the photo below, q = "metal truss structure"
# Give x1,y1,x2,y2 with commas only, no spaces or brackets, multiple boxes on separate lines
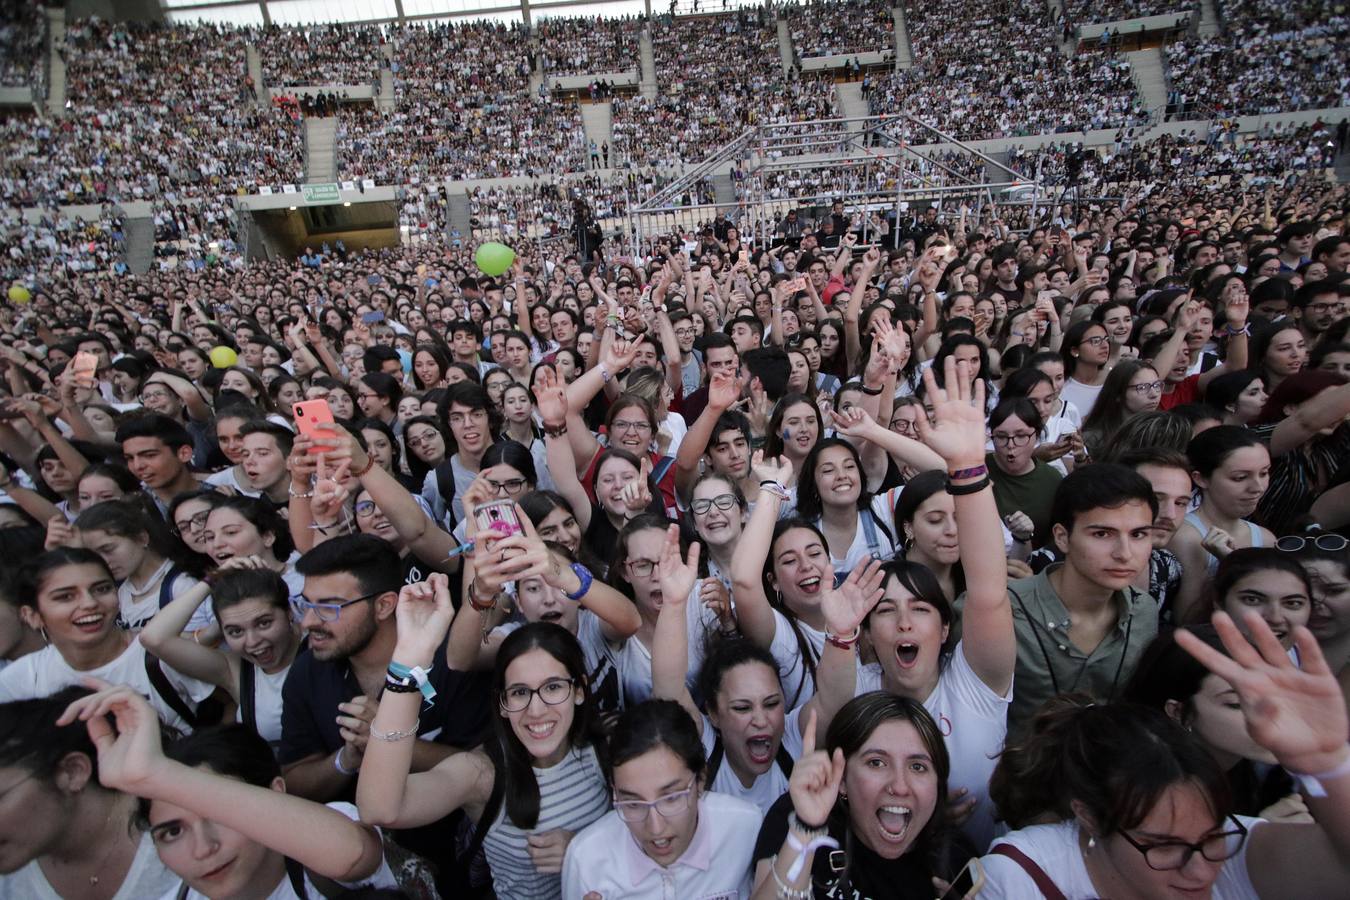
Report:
624,112,1060,251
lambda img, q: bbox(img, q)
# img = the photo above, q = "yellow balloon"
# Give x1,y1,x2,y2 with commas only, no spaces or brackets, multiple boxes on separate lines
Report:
7,284,31,304
209,346,238,368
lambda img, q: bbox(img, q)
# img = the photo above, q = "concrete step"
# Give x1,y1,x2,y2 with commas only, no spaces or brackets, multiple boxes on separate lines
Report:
639,27,657,99
835,81,868,137
776,19,795,74
122,216,155,275
892,6,912,69
245,44,265,104
303,116,338,183
713,173,736,206
1197,0,1221,36
580,100,613,151
1050,0,1075,57
446,190,472,237
1124,47,1168,113
45,6,65,114
378,68,394,111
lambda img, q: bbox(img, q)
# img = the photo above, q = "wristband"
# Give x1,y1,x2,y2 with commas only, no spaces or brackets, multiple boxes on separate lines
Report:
333,748,358,776
383,674,419,694
785,830,839,881
948,464,988,480
1292,747,1350,798
370,724,418,742
857,383,884,396
825,626,860,650
468,579,499,611
387,662,437,704
563,562,593,601
946,475,990,496
599,363,612,383
1224,323,1251,337
351,454,376,479
760,481,791,501
543,422,568,438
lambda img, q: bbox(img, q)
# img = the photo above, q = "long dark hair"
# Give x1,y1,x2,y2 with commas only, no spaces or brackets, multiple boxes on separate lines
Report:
795,437,868,520
891,470,967,599
135,724,279,829
764,517,832,702
490,623,598,829
74,495,206,578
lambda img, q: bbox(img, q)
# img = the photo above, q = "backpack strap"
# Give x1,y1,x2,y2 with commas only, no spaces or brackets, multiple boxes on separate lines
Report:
144,650,200,730
239,657,258,736
859,507,893,560
435,460,459,531
284,857,311,898
775,741,795,779
459,758,505,870
989,844,1067,900
651,454,677,485
157,566,185,610
706,734,724,783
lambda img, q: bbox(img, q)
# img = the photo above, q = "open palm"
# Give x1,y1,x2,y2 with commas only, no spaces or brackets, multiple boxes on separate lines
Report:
916,358,987,467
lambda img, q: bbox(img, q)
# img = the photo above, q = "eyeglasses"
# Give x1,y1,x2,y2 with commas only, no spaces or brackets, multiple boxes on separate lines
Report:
173,510,210,535
139,390,172,403
289,590,385,623
1276,534,1349,553
1115,816,1248,871
625,558,660,578
1129,380,1164,395
991,432,1036,447
487,477,529,496
1079,335,1109,347
691,493,737,515
889,418,918,435
614,777,698,823
499,677,575,713
611,420,652,434
354,500,380,518
406,431,440,450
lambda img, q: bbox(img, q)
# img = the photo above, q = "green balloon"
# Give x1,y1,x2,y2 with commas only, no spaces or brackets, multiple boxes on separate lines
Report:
475,242,516,277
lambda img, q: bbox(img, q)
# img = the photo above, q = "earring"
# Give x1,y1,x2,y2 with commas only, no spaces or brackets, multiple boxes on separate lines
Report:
39,626,49,643
1087,835,1096,850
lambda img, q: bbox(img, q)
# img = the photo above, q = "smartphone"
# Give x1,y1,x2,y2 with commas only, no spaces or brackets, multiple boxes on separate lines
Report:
361,311,385,324
292,399,336,452
784,276,808,293
939,858,985,899
474,499,521,554
738,249,749,264
70,351,99,389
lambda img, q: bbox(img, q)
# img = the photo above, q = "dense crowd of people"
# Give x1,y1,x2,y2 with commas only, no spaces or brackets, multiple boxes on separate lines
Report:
1,65,1349,892
1063,0,1191,24
782,0,895,58
536,14,642,75
256,22,389,87
0,0,46,90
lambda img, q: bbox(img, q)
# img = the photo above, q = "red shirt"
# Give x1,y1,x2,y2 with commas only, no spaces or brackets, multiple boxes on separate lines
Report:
1159,374,1201,410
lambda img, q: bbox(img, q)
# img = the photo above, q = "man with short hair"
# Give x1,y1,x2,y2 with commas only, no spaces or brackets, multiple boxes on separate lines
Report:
1277,222,1316,271
116,414,202,511
990,464,1160,735
239,421,294,507
1292,280,1349,342
1313,235,1350,274
680,334,739,426
726,315,763,354
280,535,489,802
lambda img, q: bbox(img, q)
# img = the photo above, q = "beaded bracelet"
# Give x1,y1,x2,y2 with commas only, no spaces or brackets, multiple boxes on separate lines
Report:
370,724,418,742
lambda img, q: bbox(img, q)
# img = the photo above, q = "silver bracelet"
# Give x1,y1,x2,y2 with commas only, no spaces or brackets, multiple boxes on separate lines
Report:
333,747,358,776
769,855,812,900
370,724,419,742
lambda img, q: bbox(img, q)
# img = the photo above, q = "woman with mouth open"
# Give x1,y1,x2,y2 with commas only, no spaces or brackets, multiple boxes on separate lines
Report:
139,558,303,748
653,522,885,818
1187,548,1312,656
358,577,610,900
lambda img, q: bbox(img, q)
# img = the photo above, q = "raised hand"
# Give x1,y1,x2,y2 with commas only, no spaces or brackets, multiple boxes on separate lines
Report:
700,578,735,631
310,456,352,523
533,365,568,428
829,405,878,440
1176,612,1349,776
752,449,793,486
655,524,700,610
336,695,378,764
57,679,165,793
916,357,987,468
45,514,80,550
706,370,740,414
789,708,846,829
820,557,886,637
394,573,456,664
601,337,640,373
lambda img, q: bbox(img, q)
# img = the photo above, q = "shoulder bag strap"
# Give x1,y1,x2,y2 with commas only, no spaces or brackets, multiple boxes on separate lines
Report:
989,844,1068,900
706,734,724,782
239,657,258,736
144,651,200,730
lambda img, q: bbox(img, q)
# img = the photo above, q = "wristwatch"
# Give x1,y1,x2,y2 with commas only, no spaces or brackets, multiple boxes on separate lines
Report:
563,563,593,602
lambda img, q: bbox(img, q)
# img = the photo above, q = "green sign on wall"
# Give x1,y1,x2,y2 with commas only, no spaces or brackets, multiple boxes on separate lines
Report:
302,183,341,204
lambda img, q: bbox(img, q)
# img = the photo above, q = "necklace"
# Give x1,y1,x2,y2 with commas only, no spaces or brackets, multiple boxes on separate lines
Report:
86,801,127,887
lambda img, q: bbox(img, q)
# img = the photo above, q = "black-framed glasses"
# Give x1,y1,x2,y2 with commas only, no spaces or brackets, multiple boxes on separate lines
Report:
1128,380,1163,395
992,432,1035,448
499,677,575,713
290,590,385,623
487,477,529,496
690,493,738,515
1116,817,1247,871
625,558,659,578
1277,534,1348,553
1079,335,1109,346
354,500,380,518
613,776,698,823
173,510,210,535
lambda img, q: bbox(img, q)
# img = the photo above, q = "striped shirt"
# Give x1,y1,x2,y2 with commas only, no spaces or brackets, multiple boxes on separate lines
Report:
482,743,610,900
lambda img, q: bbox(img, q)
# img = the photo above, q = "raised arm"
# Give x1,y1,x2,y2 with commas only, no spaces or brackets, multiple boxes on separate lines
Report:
138,577,234,693
651,524,705,734
62,684,386,886
535,366,593,533
802,558,884,736
917,358,1014,695
1271,382,1350,459
674,371,740,502
1196,287,1249,393
731,453,794,651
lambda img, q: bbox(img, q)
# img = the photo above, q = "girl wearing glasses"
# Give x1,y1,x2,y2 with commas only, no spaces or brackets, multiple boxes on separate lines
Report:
982,614,1350,900
359,581,610,900
1059,320,1113,419
56,684,398,899
688,472,747,591
139,562,300,747
987,397,1062,547
562,699,764,898
1080,359,1165,460
0,549,216,732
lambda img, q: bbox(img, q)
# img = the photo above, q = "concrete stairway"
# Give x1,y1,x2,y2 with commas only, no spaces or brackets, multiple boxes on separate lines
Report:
303,116,338,183
639,28,658,99
1197,0,1222,36
122,216,155,275
713,173,736,207
835,81,869,138
378,43,394,111
892,6,913,70
446,191,473,238
245,45,265,104
1124,48,1168,116
776,19,795,74
45,6,66,115
580,101,613,149
1050,0,1075,57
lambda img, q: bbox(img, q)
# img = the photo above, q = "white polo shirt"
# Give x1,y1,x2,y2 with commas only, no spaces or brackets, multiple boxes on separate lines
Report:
561,791,761,900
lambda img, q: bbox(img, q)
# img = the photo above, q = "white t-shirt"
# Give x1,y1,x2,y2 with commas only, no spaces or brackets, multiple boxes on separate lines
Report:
237,661,291,747
0,638,216,733
700,705,804,818
162,802,398,900
1059,378,1103,421
562,791,761,900
979,817,1263,899
817,494,897,580
118,562,211,633
606,587,720,707
204,466,262,497
858,642,1011,852
1,831,178,900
